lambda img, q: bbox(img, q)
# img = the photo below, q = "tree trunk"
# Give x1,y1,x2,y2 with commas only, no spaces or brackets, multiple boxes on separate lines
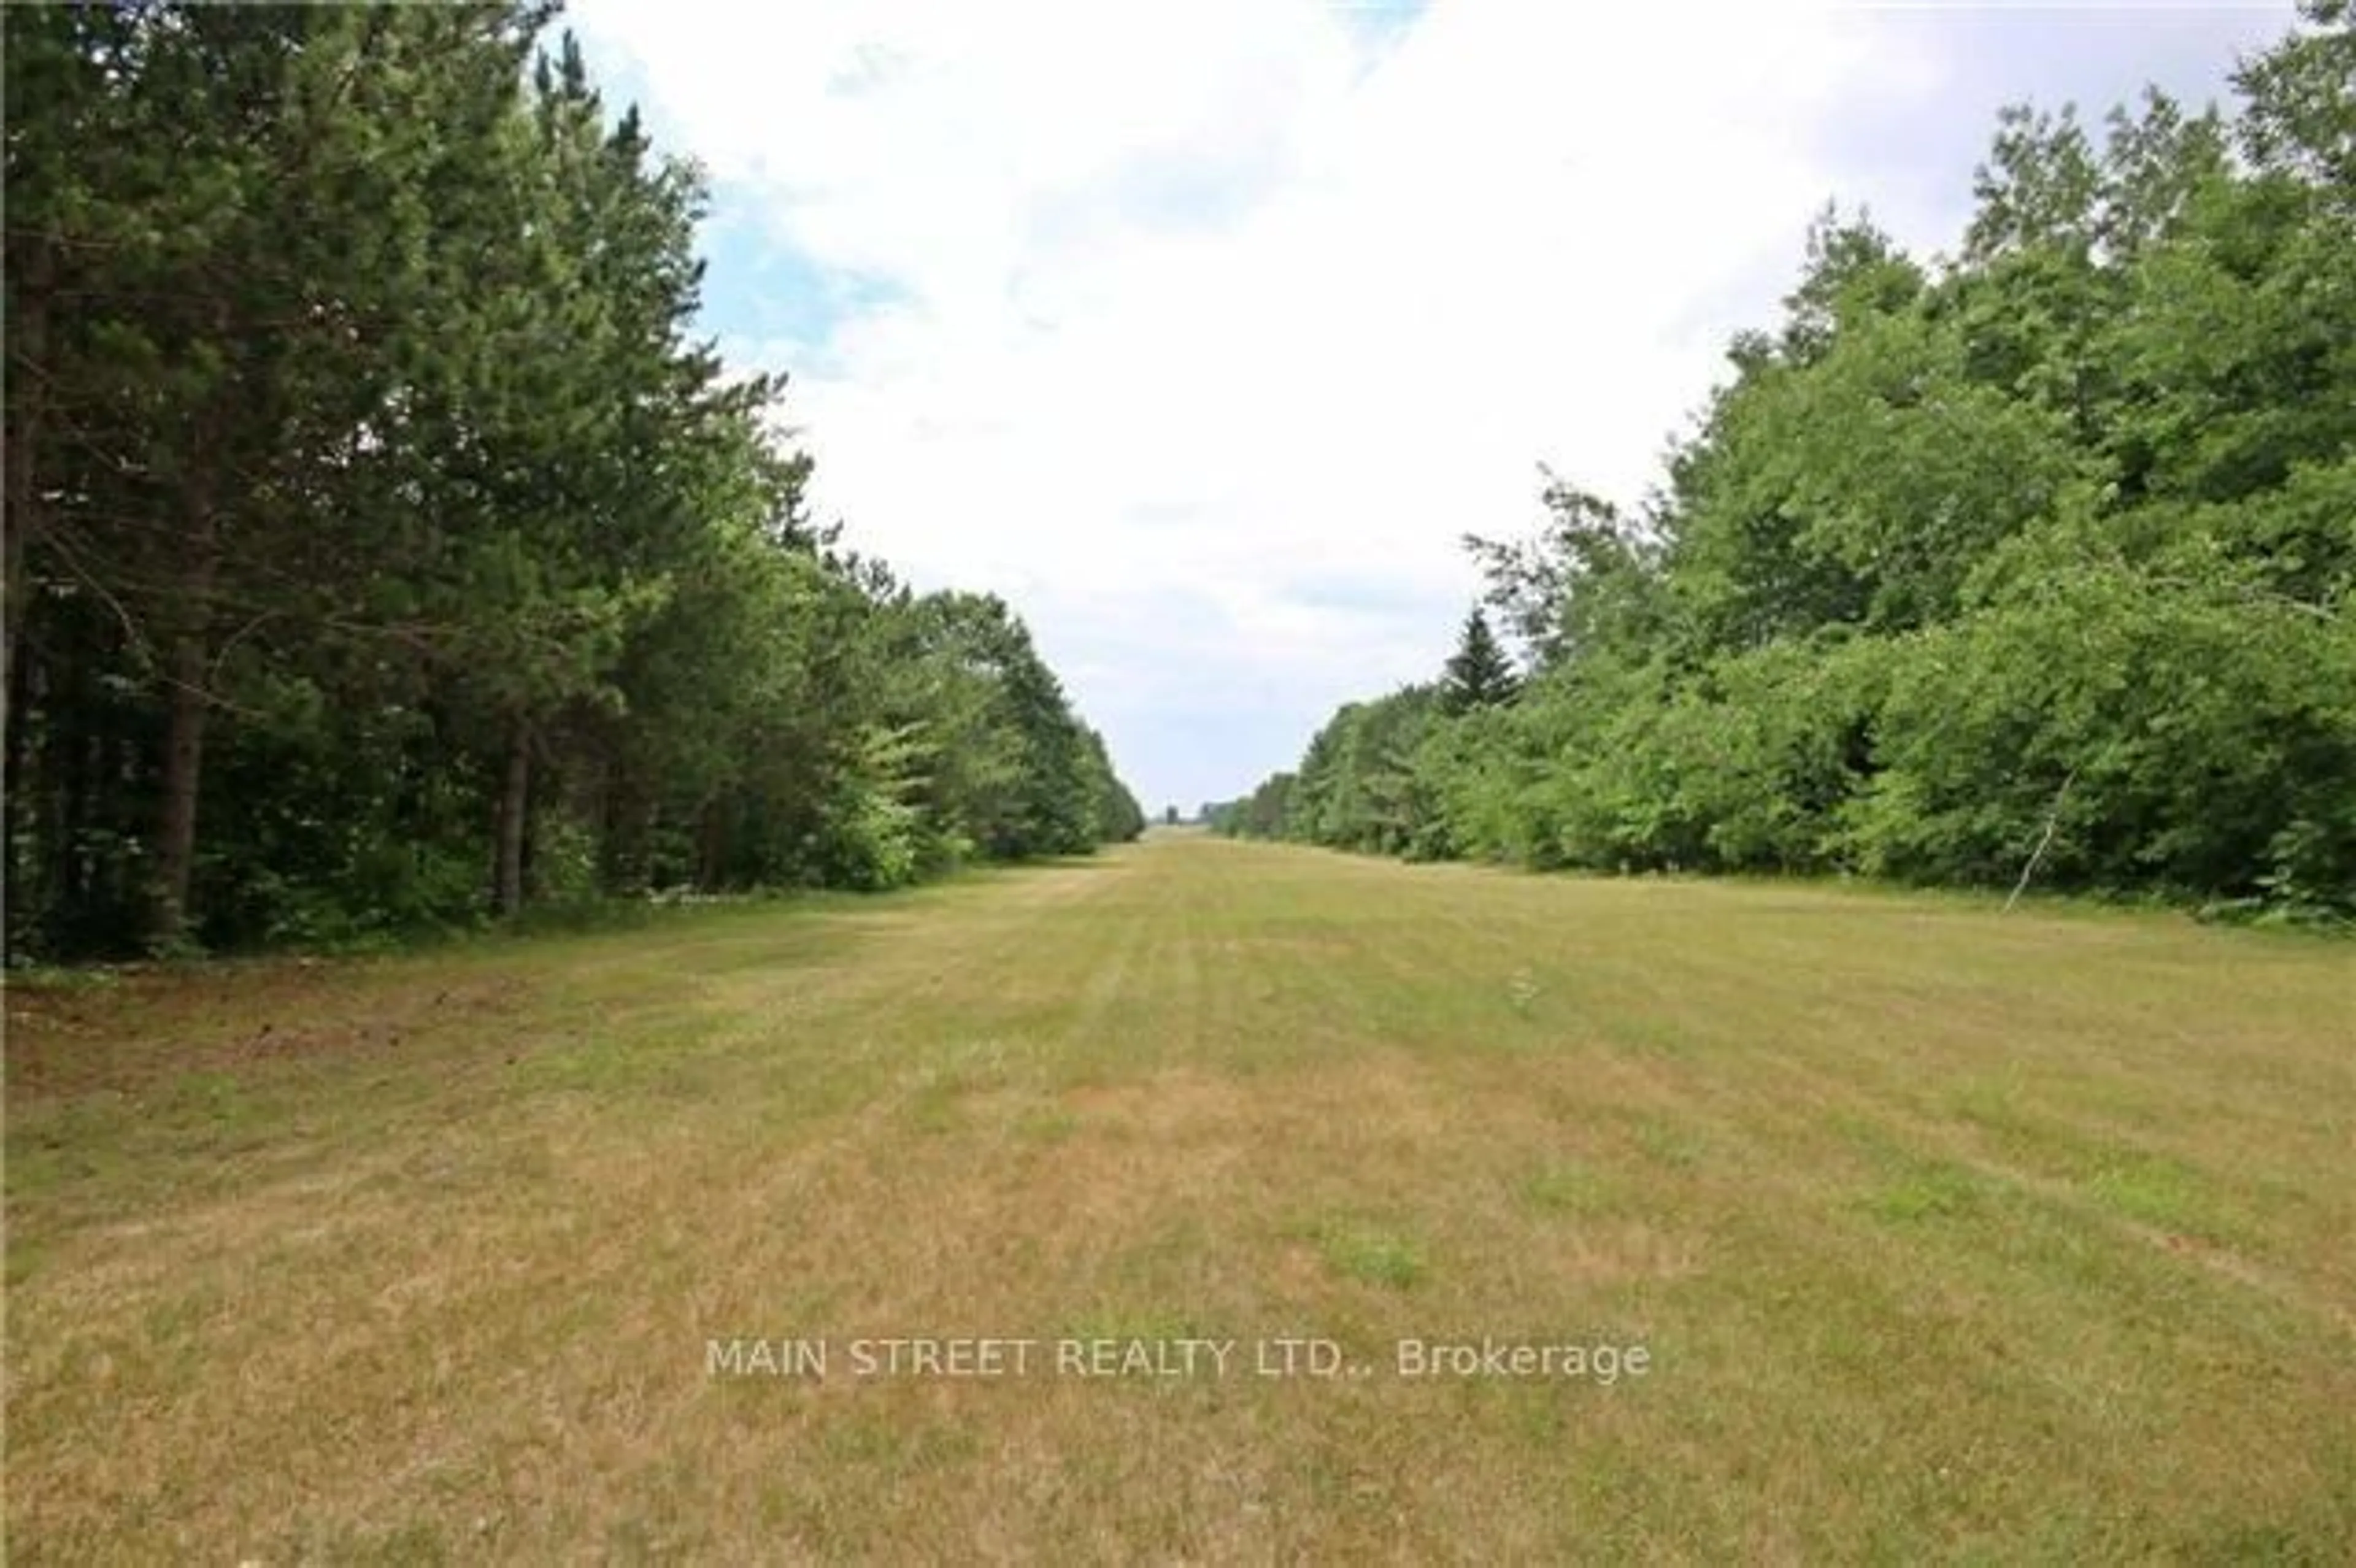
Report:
493,722,530,918
4,234,54,747
696,795,726,892
3,455,28,748
147,629,210,949
58,721,94,916
599,766,650,894
4,644,35,955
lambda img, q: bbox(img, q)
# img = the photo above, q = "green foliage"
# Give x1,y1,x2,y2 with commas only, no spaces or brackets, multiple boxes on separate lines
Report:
1223,9,2355,915
1265,686,1449,857
809,728,927,893
2,6,1141,959
1845,547,2356,899
1441,607,1519,714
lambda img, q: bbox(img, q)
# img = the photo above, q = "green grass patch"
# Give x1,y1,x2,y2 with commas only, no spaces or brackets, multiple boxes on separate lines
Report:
1865,1161,1992,1224
1303,1215,1428,1289
1520,1162,1621,1216
7,840,2352,1562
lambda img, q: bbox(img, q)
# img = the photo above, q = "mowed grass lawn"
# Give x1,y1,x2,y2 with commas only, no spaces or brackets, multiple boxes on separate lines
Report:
6,836,2353,1563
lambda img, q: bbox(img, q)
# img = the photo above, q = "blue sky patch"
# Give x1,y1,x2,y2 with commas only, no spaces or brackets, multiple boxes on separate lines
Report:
1340,0,1428,65
695,193,909,373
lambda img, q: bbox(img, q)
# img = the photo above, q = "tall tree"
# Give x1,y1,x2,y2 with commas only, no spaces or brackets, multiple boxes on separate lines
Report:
2,4,1145,958
1225,5,2353,912
1441,608,1517,714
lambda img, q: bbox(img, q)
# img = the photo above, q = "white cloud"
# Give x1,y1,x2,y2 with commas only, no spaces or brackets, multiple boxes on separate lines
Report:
562,0,2207,808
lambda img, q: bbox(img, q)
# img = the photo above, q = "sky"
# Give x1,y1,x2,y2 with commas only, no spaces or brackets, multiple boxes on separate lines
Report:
565,0,2296,815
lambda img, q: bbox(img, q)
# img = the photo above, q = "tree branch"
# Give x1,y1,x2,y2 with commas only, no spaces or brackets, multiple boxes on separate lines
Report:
2004,767,2078,912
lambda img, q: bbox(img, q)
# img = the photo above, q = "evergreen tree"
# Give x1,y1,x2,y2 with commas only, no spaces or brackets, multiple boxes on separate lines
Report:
1,6,1144,957
1440,609,1519,714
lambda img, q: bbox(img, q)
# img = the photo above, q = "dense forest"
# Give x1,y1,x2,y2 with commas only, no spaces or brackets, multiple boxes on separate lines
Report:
1215,4,2354,919
2,3,1144,960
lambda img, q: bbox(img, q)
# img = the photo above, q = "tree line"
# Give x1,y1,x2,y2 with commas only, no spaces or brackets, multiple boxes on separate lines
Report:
4,2,1143,960
1215,4,2354,919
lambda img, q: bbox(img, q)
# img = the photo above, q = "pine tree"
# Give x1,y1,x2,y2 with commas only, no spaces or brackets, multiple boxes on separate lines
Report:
1441,608,1518,715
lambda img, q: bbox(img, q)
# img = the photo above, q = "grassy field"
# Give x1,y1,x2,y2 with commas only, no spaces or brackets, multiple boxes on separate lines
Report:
6,834,2353,1562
